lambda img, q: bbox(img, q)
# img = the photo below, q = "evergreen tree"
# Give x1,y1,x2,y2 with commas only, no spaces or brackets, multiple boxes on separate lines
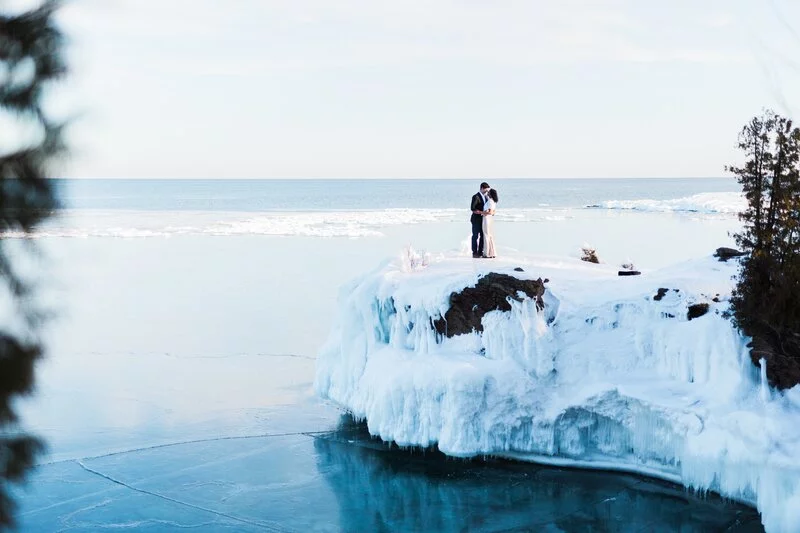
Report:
0,1,65,528
728,110,800,389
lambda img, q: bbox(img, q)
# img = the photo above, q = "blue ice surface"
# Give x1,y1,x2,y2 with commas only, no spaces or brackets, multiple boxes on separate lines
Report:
18,410,763,532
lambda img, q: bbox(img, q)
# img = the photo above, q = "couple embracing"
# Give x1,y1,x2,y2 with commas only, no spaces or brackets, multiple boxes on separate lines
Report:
470,181,499,259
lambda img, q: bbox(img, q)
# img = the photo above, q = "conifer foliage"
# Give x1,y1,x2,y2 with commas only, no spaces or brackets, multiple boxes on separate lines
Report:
728,110,800,390
0,1,65,527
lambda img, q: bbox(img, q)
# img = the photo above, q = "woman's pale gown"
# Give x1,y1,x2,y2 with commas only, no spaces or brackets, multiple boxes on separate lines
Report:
482,198,496,258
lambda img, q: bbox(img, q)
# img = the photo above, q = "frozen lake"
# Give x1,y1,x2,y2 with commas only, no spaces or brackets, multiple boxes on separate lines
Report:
11,179,766,531
19,410,764,531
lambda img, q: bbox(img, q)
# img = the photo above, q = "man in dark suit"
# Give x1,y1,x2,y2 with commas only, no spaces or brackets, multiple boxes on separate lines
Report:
470,182,490,258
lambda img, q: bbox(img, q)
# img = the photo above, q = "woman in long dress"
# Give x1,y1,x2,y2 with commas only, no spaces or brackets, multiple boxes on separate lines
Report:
482,188,498,258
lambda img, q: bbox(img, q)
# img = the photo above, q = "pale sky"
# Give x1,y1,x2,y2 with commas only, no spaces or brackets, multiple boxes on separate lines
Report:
29,1,800,178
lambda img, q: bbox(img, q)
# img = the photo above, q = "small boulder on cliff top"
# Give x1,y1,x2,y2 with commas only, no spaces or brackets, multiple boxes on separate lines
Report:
714,247,746,262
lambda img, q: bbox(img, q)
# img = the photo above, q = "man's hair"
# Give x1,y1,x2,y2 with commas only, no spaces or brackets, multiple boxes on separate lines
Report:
480,182,490,189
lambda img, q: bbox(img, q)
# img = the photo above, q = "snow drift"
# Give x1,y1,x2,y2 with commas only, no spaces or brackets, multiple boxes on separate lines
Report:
315,251,800,533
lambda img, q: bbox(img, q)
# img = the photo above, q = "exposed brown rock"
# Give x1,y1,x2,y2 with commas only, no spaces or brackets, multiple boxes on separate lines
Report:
581,247,600,264
653,288,669,301
687,303,709,320
714,247,746,262
432,273,545,338
750,331,800,390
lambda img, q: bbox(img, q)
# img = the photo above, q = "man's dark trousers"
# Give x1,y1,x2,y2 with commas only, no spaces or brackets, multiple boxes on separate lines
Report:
471,214,483,256
470,191,485,256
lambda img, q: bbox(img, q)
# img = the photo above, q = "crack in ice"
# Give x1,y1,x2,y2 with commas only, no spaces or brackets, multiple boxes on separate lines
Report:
38,430,336,467
75,460,289,532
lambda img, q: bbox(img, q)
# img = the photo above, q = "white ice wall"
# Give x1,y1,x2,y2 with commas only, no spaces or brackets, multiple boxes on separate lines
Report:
315,253,800,533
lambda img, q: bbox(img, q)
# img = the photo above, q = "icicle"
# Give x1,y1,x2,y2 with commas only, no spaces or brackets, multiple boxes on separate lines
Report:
759,357,771,403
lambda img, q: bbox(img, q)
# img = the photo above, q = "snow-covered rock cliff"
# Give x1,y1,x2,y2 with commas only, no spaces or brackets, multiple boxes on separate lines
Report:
316,252,800,532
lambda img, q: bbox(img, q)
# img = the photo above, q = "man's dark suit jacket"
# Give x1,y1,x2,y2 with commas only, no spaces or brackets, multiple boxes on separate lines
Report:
470,193,485,224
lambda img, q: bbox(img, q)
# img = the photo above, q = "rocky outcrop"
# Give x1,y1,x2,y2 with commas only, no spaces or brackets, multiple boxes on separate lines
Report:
581,248,600,264
432,273,546,338
687,303,709,320
653,288,669,301
714,247,746,262
750,330,800,390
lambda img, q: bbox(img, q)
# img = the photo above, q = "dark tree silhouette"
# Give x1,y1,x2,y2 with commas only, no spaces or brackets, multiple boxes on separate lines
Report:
728,110,800,390
0,1,65,528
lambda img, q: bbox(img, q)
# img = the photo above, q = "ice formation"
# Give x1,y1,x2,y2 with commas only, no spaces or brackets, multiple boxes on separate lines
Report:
315,251,800,533
596,191,745,214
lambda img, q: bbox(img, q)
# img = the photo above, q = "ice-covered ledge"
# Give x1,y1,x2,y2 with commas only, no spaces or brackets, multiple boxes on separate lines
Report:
315,251,800,533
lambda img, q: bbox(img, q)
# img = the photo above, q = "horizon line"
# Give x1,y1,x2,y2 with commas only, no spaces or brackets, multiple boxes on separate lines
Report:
53,176,734,180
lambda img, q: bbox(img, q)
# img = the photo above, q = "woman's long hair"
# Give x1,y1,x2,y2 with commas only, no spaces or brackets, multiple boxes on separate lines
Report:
488,189,498,202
